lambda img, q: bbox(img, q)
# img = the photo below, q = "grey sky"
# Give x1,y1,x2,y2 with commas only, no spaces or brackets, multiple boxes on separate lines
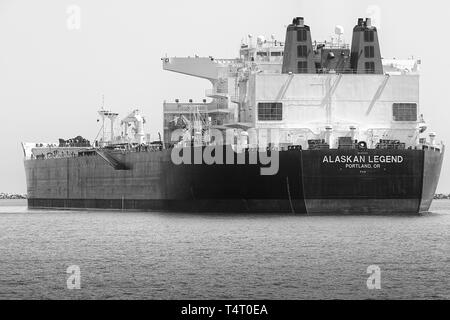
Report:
0,0,449,193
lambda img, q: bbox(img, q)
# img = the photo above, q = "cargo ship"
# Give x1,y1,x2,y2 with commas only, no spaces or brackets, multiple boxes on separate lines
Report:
22,17,444,214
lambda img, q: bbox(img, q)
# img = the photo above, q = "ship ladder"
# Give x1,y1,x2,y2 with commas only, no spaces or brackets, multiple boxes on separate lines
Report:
96,150,129,170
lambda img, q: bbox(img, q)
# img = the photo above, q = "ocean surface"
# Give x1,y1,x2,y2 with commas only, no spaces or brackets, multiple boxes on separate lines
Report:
0,199,448,300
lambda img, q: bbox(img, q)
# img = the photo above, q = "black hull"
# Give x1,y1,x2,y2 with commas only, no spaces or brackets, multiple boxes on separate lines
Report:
24,147,444,215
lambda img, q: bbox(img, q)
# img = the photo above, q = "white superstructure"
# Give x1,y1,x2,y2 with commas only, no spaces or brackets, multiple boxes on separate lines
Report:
162,17,442,152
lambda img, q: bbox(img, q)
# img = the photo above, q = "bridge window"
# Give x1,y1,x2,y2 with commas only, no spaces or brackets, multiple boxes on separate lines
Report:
364,30,374,42
297,29,307,42
393,103,417,121
297,45,308,58
364,46,375,58
297,61,308,73
365,61,375,74
258,103,282,121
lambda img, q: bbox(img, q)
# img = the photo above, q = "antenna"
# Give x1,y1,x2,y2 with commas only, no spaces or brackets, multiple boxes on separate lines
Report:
101,94,105,142
97,95,119,146
100,95,105,142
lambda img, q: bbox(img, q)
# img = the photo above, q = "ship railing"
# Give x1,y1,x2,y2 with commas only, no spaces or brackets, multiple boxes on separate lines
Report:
213,58,241,65
163,103,210,113
28,141,445,160
313,41,350,50
29,144,166,160
30,152,81,160
120,145,163,153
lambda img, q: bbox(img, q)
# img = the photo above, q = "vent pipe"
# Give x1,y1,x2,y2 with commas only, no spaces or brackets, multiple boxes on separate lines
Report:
349,126,357,140
429,132,436,146
325,126,333,147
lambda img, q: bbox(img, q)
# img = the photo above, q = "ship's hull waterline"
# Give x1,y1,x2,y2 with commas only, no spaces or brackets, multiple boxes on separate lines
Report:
24,147,444,215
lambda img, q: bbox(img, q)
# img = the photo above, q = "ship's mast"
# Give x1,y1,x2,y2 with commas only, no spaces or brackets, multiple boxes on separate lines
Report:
97,95,119,146
101,95,105,142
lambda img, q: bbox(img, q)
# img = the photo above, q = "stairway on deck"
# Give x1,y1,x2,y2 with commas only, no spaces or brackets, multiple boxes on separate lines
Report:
95,150,129,170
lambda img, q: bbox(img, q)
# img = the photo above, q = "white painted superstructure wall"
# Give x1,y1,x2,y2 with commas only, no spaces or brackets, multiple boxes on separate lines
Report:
247,74,420,148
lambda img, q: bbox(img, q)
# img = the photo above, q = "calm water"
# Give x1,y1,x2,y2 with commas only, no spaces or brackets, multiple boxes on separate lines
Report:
0,199,448,300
